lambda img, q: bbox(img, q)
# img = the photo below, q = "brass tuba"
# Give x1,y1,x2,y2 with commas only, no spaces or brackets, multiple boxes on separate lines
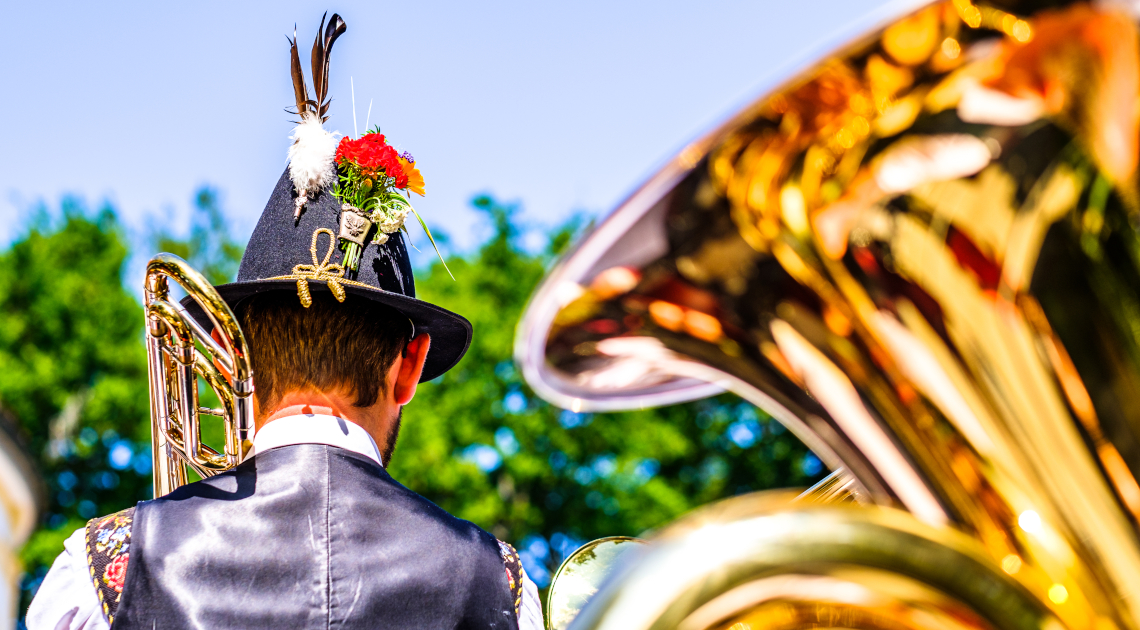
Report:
144,254,254,497
516,1,1140,629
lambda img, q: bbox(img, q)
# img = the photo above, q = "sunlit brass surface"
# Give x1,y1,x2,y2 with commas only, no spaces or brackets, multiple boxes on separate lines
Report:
145,253,254,497
546,473,858,630
571,493,1057,630
516,1,1140,629
546,536,647,630
793,468,861,504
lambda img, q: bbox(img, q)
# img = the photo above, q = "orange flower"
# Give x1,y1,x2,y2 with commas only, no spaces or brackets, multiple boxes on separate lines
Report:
399,157,425,196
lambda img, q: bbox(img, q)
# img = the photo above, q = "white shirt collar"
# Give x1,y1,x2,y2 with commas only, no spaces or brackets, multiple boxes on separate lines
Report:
251,414,384,467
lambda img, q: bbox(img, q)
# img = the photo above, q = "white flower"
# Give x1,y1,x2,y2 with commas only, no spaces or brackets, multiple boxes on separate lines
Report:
372,204,410,237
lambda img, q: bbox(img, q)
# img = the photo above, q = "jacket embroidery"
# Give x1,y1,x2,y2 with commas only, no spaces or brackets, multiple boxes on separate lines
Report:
497,539,524,617
85,507,134,625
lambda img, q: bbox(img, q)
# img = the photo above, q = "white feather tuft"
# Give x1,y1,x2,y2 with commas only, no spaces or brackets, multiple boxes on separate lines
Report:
287,115,340,219
288,114,339,195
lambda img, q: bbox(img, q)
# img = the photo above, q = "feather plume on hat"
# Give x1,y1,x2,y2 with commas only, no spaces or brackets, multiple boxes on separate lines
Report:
286,13,346,221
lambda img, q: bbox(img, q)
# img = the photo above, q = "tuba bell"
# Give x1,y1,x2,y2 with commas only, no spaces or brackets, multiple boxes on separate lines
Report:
144,254,254,497
517,1,1140,629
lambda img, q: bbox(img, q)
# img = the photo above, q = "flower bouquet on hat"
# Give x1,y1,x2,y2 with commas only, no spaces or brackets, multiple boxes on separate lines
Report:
175,12,472,386
333,130,447,275
282,11,448,278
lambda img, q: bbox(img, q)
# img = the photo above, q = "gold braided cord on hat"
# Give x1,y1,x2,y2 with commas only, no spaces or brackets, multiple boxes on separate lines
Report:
295,228,344,306
266,227,397,307
268,228,367,307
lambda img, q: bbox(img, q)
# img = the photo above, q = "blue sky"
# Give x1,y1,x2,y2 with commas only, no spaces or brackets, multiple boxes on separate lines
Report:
2,0,903,257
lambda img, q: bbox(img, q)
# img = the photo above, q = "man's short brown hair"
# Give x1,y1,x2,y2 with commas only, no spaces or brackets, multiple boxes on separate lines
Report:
240,291,411,414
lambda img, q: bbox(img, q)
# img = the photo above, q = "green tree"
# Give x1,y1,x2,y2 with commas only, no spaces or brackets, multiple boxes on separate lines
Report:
395,195,824,588
2,200,152,610
151,186,244,286
10,188,243,614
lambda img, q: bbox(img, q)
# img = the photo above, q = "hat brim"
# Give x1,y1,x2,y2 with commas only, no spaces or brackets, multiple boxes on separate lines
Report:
180,279,471,383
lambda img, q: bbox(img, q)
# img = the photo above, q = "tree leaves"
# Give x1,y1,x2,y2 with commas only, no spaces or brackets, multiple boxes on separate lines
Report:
12,190,244,616
3,201,151,611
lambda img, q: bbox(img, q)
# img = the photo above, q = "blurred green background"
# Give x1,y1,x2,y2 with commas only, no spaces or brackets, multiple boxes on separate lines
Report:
3,189,825,622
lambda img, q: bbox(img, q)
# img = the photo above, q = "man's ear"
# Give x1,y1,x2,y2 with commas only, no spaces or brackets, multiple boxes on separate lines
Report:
393,333,431,406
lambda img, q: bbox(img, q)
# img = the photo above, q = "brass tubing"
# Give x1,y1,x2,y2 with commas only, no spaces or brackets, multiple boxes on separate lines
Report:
570,498,1056,630
194,352,241,467
148,300,202,470
233,392,254,452
144,278,183,498
144,253,254,496
145,331,179,497
182,306,234,375
147,254,252,383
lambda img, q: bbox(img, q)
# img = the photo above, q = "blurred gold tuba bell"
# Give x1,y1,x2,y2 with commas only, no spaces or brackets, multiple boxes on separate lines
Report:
144,254,254,497
518,1,1140,629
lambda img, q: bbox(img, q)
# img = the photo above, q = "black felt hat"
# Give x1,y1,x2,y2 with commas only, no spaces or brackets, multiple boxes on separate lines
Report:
182,168,471,382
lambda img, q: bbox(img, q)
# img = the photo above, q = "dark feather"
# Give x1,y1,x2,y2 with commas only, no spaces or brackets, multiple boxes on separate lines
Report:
289,28,313,119
310,12,328,110
314,14,346,121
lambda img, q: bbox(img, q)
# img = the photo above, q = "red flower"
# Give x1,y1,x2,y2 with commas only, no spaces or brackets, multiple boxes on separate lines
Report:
336,133,411,188
104,553,129,593
390,161,409,188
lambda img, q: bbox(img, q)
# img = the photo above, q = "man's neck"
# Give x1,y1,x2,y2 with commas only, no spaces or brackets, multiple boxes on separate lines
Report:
260,390,391,449
251,413,386,466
